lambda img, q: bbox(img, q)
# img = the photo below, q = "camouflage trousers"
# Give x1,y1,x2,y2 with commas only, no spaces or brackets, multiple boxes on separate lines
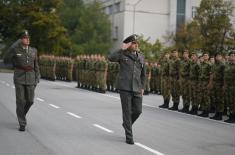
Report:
198,81,210,111
170,78,180,103
226,87,235,115
96,71,107,91
211,82,224,112
190,80,199,107
181,78,190,107
144,77,150,92
156,76,161,93
161,77,170,100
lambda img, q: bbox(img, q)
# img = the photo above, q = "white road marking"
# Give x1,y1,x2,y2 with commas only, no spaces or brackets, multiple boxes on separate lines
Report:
102,94,120,100
36,97,45,102
93,124,114,133
1,81,6,84
135,143,165,155
12,86,15,89
67,112,82,119
6,83,10,87
143,104,157,108
49,104,60,109
53,82,73,88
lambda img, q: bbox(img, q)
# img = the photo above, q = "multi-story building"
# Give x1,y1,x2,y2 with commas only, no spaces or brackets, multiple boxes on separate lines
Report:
97,0,235,51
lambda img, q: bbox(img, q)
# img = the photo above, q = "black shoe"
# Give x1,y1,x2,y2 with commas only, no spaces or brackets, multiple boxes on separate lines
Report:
210,112,222,120
126,139,134,145
178,106,189,113
224,115,235,123
198,111,209,117
159,99,169,109
168,103,179,111
189,106,198,115
18,126,25,132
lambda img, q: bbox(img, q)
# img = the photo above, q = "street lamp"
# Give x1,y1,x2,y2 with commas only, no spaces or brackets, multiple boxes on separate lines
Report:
132,0,143,34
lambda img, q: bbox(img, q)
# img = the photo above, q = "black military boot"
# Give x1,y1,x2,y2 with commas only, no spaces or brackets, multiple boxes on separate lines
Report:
178,105,189,113
198,110,209,117
168,102,179,111
210,112,223,120
18,125,25,132
224,115,235,123
189,106,198,115
159,99,169,109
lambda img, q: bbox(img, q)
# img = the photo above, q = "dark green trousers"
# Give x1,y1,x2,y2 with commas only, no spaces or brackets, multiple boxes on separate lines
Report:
15,84,35,127
119,90,142,140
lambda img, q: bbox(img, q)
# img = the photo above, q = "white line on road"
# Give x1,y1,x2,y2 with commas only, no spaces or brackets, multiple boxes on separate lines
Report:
135,143,165,155
49,104,60,109
67,112,82,119
102,94,120,100
6,83,10,87
93,124,114,133
36,97,45,102
143,104,157,108
12,86,15,89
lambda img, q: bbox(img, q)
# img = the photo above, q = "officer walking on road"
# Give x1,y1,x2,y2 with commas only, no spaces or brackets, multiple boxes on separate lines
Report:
108,34,146,145
7,30,40,131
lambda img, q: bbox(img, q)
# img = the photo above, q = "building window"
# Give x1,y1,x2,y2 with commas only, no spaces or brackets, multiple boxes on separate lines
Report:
108,5,113,14
112,26,118,40
192,6,198,18
176,0,186,31
114,2,121,13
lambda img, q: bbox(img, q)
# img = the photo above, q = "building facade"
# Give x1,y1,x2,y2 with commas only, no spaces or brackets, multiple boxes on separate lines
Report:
97,0,235,52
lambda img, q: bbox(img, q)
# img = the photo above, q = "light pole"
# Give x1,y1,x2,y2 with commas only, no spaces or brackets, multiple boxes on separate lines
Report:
132,0,143,34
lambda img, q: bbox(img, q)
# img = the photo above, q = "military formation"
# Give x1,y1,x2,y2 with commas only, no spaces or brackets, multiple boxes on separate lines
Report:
157,49,235,123
76,54,108,93
38,49,235,124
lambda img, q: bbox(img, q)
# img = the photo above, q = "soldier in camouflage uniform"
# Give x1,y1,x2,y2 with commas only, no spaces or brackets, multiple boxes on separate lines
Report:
179,50,191,113
150,62,156,93
189,52,200,115
198,52,212,117
159,52,171,108
156,63,161,94
144,62,151,95
224,51,235,123
209,53,225,120
168,49,181,111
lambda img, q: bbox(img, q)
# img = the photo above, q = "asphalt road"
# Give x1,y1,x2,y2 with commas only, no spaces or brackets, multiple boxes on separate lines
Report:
0,72,235,155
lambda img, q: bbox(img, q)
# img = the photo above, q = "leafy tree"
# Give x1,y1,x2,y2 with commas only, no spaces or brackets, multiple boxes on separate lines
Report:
174,0,234,56
138,36,164,61
59,1,112,55
0,0,71,57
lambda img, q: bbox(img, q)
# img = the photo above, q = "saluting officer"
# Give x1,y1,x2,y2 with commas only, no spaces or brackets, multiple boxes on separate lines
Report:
108,34,146,145
7,30,40,131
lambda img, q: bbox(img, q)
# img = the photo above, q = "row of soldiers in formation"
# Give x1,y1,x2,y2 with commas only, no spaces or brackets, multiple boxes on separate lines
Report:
157,49,235,123
38,51,235,123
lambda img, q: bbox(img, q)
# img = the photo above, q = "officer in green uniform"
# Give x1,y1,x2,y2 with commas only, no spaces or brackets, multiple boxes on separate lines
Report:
179,50,191,113
159,52,171,108
209,53,225,120
189,52,200,115
224,51,235,123
198,52,212,117
169,49,181,111
7,30,40,131
108,34,146,145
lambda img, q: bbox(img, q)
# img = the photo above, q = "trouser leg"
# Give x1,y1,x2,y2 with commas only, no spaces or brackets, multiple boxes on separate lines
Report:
24,85,35,115
15,84,27,127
